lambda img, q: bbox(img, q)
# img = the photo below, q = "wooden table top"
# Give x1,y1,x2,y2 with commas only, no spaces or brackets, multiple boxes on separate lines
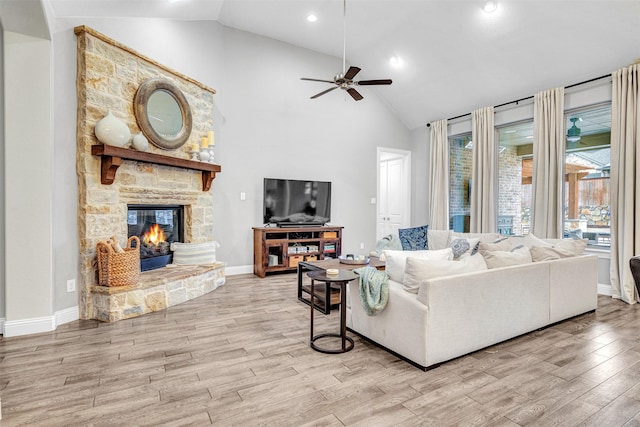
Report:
301,256,385,271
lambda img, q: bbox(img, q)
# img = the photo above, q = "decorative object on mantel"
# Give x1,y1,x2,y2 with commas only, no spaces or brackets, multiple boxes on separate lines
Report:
134,78,193,150
91,144,221,191
207,130,216,163
96,235,141,287
131,132,149,151
199,135,210,162
94,110,131,147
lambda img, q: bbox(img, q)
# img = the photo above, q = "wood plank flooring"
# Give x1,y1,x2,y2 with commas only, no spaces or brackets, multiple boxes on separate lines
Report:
1,273,640,426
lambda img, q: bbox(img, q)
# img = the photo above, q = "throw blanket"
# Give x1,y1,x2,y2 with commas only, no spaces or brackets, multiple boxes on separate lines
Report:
354,267,389,316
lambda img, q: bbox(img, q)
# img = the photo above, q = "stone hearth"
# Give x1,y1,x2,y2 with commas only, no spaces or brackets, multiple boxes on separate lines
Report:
91,264,225,322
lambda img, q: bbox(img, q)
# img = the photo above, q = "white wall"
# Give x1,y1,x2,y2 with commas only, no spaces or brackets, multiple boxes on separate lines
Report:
216,27,411,269
410,125,429,227
4,31,53,333
0,24,4,321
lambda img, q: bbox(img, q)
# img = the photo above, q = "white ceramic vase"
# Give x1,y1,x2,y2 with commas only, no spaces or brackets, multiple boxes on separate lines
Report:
95,110,131,147
132,132,149,151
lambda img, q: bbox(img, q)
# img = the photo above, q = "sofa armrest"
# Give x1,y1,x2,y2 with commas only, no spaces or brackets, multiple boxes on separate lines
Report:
548,255,598,322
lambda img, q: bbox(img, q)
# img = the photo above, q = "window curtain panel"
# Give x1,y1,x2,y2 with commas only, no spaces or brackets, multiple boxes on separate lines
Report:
531,87,565,238
470,107,497,233
610,63,640,304
429,119,449,230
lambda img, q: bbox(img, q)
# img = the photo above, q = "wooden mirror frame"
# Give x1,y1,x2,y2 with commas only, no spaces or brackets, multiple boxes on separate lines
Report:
134,78,193,150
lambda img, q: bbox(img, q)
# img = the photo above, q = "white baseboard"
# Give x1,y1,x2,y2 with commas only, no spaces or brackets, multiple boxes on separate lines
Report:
3,315,56,337
225,265,254,276
56,306,80,326
598,283,613,296
2,306,79,337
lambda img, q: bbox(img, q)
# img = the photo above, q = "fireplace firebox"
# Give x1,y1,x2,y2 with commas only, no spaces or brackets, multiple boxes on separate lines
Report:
127,205,184,271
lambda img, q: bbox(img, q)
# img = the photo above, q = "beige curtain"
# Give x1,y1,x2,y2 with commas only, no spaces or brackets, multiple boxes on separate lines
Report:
429,119,450,230
470,107,497,233
610,63,640,304
531,87,565,238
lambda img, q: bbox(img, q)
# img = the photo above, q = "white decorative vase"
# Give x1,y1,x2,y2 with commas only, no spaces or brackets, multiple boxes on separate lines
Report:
95,110,131,147
132,132,149,151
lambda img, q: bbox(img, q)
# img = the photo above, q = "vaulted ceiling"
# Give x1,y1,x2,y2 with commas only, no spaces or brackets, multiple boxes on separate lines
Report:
44,0,640,129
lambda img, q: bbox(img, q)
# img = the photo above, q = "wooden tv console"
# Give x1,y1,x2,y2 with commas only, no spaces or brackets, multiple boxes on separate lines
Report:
252,226,343,278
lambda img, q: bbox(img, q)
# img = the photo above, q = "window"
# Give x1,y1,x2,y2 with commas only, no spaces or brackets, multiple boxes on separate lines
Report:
564,104,611,247
497,120,534,236
448,133,472,232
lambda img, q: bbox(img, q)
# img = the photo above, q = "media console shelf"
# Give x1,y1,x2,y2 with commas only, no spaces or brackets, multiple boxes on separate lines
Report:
91,145,221,191
252,226,343,278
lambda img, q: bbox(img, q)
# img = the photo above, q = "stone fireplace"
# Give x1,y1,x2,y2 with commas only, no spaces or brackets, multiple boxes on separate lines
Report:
75,26,224,322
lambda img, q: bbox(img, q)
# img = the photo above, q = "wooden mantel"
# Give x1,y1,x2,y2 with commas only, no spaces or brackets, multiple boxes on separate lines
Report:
91,145,221,191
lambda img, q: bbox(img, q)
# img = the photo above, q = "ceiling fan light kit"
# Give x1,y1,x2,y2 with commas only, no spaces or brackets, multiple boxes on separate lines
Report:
300,0,392,101
483,1,498,13
567,117,582,142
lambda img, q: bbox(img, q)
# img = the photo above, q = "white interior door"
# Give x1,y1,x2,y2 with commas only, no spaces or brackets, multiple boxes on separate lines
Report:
377,149,411,240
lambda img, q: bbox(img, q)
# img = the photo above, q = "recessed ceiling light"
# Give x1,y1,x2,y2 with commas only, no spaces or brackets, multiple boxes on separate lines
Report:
389,56,402,67
482,1,498,13
168,0,182,3
307,14,318,22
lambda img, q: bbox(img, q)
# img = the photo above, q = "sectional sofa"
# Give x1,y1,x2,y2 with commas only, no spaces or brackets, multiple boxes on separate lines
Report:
346,231,598,370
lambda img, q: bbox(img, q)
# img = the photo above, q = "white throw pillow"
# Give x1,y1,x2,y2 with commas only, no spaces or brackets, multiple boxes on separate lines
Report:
427,230,453,250
530,245,575,262
402,254,488,293
449,237,480,259
521,233,553,248
480,245,532,269
478,238,513,253
171,241,219,265
384,248,453,282
543,238,588,255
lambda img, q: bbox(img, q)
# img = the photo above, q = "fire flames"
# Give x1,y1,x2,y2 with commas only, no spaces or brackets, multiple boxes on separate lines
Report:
143,224,166,246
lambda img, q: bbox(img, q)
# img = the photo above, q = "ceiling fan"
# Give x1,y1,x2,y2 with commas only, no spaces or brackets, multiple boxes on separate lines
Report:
300,0,392,101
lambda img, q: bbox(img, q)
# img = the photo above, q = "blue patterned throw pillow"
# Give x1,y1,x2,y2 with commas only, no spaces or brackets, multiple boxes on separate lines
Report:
398,225,429,251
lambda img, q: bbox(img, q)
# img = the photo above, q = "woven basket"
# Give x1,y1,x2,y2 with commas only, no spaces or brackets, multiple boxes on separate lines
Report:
96,236,141,287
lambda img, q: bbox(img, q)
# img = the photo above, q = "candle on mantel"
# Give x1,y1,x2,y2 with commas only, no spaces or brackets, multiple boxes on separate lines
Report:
207,131,215,146
200,136,209,149
191,143,199,152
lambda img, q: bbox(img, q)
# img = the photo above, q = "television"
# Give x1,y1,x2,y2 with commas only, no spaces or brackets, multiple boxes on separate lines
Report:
263,178,331,227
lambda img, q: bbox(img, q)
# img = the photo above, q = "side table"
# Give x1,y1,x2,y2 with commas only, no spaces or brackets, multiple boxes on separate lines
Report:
307,269,358,354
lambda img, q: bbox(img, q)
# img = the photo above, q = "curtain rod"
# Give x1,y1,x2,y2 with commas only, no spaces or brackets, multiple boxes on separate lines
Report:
425,73,611,127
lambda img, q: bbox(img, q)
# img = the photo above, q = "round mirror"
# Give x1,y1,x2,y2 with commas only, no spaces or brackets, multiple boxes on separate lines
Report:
134,78,192,150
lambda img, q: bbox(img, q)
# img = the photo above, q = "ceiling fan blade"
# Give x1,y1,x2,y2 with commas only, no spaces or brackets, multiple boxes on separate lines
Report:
347,88,363,101
310,86,339,99
301,77,335,84
343,66,361,80
356,79,393,86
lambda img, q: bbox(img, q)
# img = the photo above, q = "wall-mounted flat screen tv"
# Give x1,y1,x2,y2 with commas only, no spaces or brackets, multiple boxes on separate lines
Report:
263,178,331,227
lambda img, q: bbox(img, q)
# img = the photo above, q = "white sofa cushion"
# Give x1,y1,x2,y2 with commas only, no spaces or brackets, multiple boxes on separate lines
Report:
452,232,501,243
402,254,488,293
384,248,453,282
481,245,532,269
427,230,452,250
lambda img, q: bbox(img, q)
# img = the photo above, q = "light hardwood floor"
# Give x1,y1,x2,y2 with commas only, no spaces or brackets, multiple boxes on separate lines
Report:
1,273,640,426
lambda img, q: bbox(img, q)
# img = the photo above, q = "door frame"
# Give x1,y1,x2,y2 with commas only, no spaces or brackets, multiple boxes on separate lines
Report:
377,147,411,240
